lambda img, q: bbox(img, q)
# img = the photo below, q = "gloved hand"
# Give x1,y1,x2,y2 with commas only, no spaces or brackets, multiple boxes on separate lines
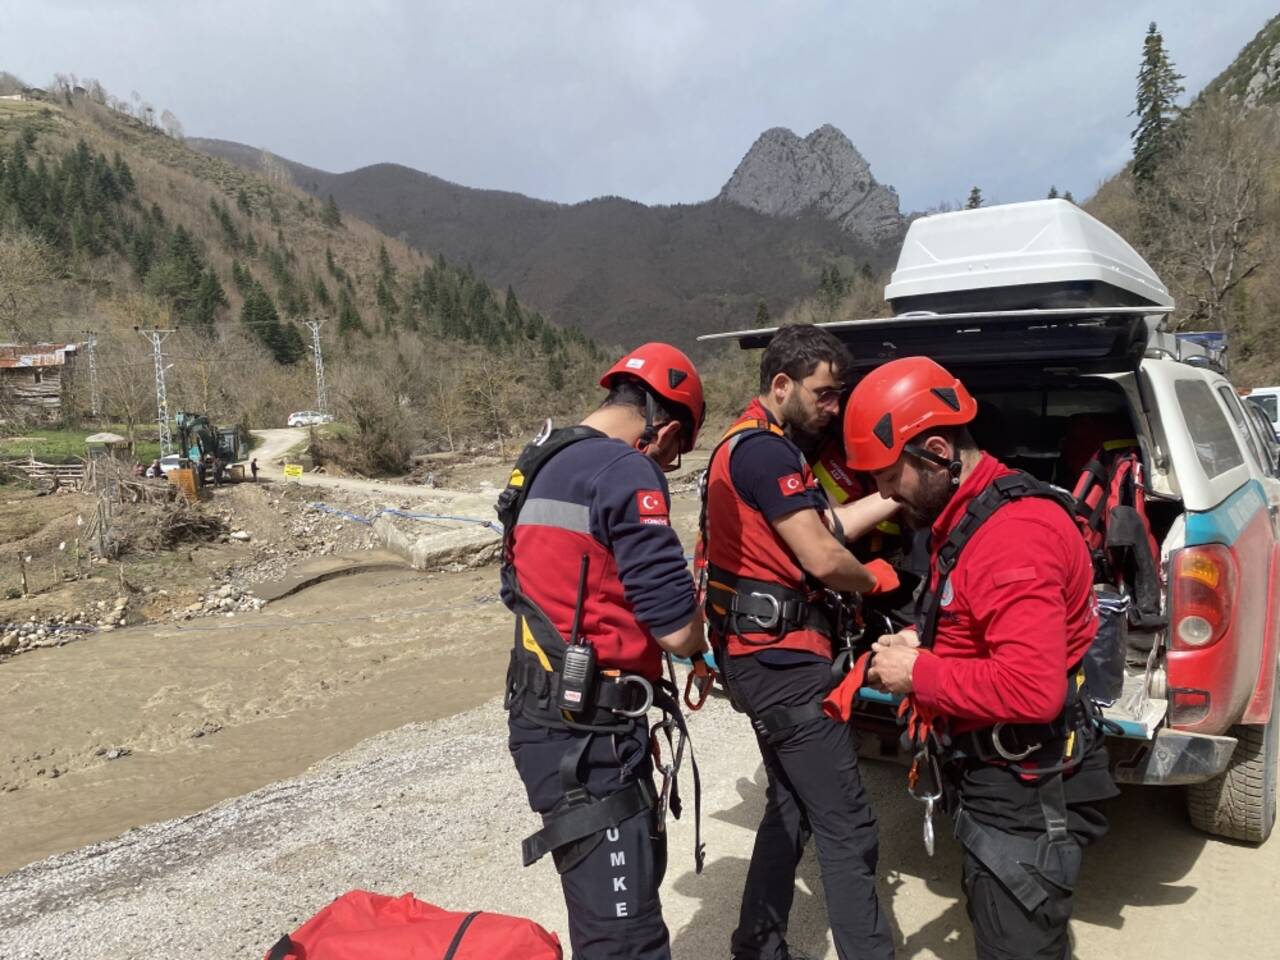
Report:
864,558,900,595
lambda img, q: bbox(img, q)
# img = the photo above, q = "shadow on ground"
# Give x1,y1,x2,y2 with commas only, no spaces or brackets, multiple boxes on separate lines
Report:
668,753,1210,958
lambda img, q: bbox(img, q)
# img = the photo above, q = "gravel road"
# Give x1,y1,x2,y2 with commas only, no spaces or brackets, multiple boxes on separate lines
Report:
2,681,1277,959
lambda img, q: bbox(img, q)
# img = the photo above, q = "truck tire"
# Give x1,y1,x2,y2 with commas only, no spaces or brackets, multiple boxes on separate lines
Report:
1187,668,1279,844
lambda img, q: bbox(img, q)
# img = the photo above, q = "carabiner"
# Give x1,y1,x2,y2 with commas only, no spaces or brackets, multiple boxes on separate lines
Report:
614,674,654,718
991,722,1039,762
683,656,715,711
745,592,781,630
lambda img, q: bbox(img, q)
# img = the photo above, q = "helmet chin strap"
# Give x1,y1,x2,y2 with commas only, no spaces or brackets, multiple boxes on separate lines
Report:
640,393,659,447
903,442,963,488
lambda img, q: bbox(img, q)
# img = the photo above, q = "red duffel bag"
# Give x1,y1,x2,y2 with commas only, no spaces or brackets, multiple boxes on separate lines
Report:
264,890,562,960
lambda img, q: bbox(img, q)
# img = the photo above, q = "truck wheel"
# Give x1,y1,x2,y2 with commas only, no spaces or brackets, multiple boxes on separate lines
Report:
1187,668,1279,844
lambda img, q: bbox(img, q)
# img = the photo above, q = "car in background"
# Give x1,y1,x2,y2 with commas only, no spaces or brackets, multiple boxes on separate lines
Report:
286,411,334,427
157,453,182,474
1242,387,1280,441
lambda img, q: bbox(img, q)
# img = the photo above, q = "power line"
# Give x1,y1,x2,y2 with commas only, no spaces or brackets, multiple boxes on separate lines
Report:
303,319,328,415
135,328,175,456
84,331,100,418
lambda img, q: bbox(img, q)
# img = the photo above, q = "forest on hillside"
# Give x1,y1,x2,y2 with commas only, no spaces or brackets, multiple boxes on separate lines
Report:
0,73,607,471
1087,19,1280,387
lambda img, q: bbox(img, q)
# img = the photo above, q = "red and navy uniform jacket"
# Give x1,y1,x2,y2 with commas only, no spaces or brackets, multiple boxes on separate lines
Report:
911,453,1098,733
500,433,695,681
705,398,833,659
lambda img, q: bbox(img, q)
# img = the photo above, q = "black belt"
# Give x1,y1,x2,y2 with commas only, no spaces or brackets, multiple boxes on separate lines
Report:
706,567,832,638
508,658,653,728
950,721,1066,766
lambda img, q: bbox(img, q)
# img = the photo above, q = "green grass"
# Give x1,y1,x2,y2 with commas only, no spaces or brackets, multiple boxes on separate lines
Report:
0,426,161,465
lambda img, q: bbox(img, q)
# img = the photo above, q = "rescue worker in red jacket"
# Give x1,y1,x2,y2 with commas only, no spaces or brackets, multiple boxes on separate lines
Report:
702,324,898,960
501,343,708,960
846,356,1118,960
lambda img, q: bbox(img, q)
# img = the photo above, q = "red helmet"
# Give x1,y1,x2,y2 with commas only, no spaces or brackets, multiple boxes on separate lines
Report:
600,342,706,452
843,356,977,472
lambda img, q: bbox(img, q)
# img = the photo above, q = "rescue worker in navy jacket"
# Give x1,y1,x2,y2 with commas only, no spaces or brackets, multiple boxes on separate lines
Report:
845,356,1118,960
702,324,898,960
501,342,707,960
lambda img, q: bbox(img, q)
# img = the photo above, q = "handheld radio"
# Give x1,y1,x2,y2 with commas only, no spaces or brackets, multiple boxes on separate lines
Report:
557,554,595,713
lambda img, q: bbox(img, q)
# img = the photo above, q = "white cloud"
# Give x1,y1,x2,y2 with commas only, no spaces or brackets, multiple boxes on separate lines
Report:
3,0,1274,211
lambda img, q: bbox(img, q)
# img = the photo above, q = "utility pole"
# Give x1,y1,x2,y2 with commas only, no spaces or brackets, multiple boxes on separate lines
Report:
137,328,175,456
303,319,328,415
84,331,100,419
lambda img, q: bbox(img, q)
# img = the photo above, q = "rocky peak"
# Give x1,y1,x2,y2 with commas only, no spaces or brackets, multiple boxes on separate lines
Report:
718,124,903,243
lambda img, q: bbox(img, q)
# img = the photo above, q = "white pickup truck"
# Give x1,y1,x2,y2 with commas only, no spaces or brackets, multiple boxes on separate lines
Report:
702,200,1280,843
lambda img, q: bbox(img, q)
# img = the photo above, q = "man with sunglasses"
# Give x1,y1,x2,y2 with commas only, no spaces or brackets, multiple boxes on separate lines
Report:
700,324,896,960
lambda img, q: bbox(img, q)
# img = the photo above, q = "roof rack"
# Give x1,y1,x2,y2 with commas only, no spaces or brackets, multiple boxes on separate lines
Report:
698,305,1174,347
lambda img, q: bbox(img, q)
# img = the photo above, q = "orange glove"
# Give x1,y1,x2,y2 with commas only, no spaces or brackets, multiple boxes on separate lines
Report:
864,559,900,595
822,650,873,722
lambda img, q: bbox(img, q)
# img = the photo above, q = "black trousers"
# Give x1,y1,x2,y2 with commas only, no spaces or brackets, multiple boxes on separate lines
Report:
724,654,894,960
508,713,670,960
954,737,1117,960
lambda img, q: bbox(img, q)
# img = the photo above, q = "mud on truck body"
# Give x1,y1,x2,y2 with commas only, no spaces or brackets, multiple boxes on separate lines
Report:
702,199,1280,843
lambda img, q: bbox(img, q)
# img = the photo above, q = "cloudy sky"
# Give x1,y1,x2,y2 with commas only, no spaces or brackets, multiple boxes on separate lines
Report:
4,2,1275,212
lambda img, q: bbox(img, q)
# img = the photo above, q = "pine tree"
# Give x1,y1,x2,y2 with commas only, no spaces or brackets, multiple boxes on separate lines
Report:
965,186,984,209
504,285,522,331
1131,21,1184,184
337,287,364,335
377,241,395,282
112,152,134,193
1047,185,1059,199
311,274,332,309
1063,190,1075,204
755,300,770,326
320,194,342,228
188,270,227,332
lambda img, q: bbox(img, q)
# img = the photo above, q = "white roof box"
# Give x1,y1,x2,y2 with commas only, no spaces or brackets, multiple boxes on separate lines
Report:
885,199,1173,313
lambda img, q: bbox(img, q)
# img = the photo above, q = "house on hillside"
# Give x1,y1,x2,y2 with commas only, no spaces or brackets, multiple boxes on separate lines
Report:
0,88,46,102
0,343,81,421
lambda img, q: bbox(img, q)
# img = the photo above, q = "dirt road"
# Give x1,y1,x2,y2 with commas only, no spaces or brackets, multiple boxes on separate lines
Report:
252,428,503,502
3,445,1275,957
2,686,1277,959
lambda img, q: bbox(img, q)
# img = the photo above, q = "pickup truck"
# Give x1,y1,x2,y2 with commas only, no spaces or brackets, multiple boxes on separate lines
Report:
701,199,1280,843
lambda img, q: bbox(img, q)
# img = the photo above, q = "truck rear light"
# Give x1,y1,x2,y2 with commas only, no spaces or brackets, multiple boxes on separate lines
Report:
1170,545,1237,649
1169,687,1211,726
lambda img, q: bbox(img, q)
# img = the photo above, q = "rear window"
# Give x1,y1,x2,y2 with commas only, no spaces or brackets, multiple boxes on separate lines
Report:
1175,379,1244,477
1249,394,1278,422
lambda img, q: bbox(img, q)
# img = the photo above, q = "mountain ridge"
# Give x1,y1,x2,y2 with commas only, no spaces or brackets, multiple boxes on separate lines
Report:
718,124,903,243
189,126,904,351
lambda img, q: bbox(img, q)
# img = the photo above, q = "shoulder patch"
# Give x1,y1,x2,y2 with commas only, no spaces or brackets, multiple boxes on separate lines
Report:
635,489,669,525
777,472,806,496
992,565,1037,587
939,578,955,608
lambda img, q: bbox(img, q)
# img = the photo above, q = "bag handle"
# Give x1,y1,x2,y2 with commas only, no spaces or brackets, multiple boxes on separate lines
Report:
265,909,482,960
442,911,482,960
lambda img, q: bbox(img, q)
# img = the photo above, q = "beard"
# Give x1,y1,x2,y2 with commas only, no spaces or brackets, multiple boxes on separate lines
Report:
781,391,829,435
899,468,954,528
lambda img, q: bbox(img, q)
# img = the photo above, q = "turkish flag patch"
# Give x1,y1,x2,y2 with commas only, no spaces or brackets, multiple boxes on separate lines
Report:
777,472,806,496
635,489,669,525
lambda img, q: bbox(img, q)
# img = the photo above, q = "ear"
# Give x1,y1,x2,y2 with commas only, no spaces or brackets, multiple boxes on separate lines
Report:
920,433,953,462
769,371,792,399
654,420,683,448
